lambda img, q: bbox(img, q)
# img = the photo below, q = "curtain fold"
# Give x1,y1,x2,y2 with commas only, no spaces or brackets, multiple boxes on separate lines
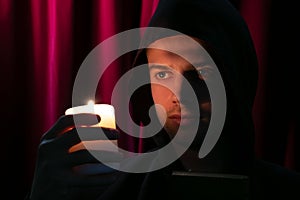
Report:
140,0,160,27
30,0,73,129
240,0,271,160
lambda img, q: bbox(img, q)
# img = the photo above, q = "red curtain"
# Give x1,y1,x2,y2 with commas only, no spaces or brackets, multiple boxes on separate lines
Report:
0,0,299,198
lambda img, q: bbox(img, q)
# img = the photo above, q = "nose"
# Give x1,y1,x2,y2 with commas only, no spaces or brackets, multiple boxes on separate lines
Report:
171,93,180,104
169,74,184,105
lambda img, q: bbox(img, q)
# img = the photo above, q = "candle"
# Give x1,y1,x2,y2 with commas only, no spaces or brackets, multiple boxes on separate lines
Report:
65,100,116,129
65,100,118,153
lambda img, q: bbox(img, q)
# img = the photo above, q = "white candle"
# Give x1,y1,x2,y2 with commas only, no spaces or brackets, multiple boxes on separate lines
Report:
65,100,116,129
65,100,118,153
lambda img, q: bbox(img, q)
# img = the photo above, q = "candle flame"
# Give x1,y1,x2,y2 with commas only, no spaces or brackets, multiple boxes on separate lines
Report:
87,100,95,105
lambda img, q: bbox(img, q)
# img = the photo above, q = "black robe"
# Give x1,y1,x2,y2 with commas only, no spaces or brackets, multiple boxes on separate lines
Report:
95,0,300,199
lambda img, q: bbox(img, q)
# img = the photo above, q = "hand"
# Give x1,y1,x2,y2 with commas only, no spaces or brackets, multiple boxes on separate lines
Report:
29,114,122,200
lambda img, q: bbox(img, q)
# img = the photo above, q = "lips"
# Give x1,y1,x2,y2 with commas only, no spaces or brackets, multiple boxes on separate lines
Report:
168,113,198,125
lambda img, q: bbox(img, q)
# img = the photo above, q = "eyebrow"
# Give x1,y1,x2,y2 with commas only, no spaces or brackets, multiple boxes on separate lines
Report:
148,63,210,74
192,62,209,67
148,64,171,71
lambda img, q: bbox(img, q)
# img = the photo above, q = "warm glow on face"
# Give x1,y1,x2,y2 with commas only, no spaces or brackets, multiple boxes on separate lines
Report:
146,35,212,137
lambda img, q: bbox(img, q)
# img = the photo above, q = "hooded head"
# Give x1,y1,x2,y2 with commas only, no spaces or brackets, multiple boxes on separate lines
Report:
130,0,258,175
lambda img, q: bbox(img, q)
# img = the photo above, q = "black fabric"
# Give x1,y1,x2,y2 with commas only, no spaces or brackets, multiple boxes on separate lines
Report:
131,0,257,175
98,0,300,199
99,0,259,199
250,159,300,200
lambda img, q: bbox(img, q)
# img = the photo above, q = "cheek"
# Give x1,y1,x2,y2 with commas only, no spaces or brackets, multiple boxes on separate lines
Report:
151,84,172,106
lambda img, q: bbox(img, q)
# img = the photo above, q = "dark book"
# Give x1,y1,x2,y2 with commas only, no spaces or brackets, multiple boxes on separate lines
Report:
170,171,250,199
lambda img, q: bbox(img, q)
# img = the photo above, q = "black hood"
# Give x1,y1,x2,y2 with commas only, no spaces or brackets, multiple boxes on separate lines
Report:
130,0,258,175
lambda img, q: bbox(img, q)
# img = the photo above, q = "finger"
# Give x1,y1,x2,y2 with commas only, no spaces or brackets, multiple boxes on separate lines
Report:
42,127,119,153
72,163,119,175
39,127,84,153
67,170,120,186
67,149,123,166
72,127,119,141
52,127,82,150
58,127,119,152
53,161,119,187
41,114,100,140
68,139,119,153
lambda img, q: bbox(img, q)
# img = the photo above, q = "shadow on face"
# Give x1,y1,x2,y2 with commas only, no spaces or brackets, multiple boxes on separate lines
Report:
146,35,213,143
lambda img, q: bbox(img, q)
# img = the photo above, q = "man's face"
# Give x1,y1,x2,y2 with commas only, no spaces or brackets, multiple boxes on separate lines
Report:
146,35,212,138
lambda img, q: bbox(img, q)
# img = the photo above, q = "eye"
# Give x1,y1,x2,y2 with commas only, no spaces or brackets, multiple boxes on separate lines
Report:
196,65,214,80
155,71,170,79
148,64,174,82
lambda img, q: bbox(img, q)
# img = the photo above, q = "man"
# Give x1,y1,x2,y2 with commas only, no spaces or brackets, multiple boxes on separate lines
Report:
27,0,300,199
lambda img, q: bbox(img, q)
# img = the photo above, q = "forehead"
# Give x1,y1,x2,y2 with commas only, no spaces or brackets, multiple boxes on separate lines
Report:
147,35,209,65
